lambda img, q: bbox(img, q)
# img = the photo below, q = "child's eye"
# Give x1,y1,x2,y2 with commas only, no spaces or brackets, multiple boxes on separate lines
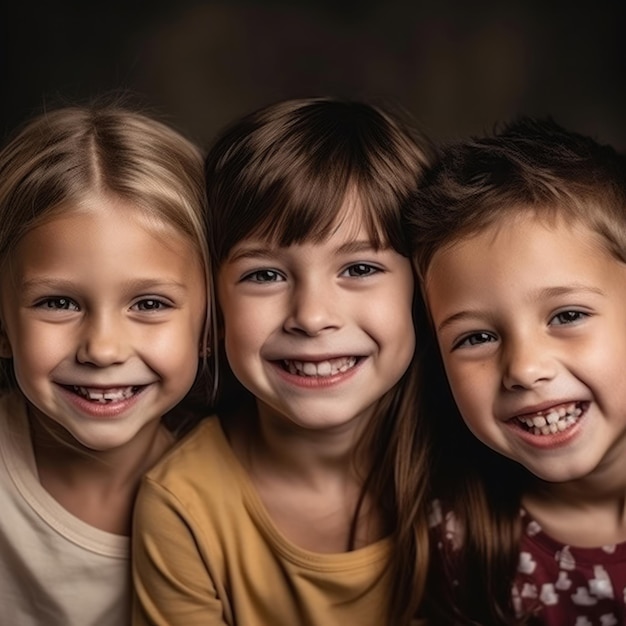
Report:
36,297,79,311
242,269,284,283
453,332,496,349
342,263,380,278
133,298,171,312
550,310,588,325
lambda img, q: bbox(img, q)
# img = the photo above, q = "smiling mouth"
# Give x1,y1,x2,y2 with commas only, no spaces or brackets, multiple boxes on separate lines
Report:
281,356,358,377
66,385,144,403
514,401,586,435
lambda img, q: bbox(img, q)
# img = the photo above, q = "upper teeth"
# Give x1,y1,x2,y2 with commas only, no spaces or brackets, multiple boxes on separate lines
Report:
517,402,583,435
284,356,357,377
73,386,136,403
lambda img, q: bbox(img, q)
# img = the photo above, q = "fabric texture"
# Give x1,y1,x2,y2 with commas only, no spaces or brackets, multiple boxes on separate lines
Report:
132,416,392,626
429,499,626,625
0,392,130,626
513,509,626,625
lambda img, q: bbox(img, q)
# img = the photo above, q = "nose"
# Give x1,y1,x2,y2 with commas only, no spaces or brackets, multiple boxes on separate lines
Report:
501,336,556,391
76,312,130,367
283,280,341,336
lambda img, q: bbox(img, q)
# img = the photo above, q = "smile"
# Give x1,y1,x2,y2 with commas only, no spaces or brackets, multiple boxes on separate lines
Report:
69,385,143,404
514,401,586,436
282,356,358,377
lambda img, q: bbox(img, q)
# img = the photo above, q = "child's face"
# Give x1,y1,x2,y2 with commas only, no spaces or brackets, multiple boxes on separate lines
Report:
424,212,626,483
216,202,415,435
0,195,206,451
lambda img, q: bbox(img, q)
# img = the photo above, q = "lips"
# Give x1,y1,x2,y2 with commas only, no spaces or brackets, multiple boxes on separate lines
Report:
514,401,586,436
282,356,358,377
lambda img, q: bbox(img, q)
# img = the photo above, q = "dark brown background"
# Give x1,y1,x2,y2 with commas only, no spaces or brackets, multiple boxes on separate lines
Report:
2,0,625,150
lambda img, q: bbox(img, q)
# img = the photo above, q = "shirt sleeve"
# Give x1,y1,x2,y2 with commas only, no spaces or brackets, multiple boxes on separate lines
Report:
132,476,229,626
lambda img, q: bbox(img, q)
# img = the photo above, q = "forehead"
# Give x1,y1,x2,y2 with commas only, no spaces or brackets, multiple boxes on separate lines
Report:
425,213,618,309
6,196,198,277
36,194,189,243
429,208,606,268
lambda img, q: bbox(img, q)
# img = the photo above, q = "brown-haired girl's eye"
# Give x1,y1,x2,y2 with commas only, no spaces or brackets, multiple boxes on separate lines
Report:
344,263,379,277
244,269,284,283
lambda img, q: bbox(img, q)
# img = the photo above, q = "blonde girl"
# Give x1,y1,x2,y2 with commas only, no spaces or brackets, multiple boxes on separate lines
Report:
133,97,434,625
0,103,211,625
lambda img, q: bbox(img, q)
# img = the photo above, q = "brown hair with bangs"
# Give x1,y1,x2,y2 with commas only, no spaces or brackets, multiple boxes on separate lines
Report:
206,97,428,263
407,116,626,625
205,96,435,625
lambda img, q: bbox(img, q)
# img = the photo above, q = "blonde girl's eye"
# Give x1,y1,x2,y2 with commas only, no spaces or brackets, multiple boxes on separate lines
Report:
36,297,79,311
550,310,589,326
133,298,171,312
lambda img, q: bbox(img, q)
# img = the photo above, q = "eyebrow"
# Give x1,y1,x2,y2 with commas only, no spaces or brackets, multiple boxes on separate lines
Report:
19,277,189,293
228,239,384,263
435,283,606,333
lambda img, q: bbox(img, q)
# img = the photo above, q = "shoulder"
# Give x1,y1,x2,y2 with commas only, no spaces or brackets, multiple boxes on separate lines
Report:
146,415,227,479
139,415,246,513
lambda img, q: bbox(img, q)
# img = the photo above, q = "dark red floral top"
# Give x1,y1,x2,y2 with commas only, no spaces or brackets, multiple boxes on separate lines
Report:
429,500,626,625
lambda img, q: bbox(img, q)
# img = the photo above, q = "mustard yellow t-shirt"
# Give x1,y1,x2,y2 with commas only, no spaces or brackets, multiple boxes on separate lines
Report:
132,416,392,626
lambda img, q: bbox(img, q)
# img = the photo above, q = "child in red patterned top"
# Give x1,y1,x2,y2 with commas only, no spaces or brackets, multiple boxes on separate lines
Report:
409,117,626,625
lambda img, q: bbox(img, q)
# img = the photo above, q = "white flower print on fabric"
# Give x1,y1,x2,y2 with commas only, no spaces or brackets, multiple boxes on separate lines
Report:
572,587,599,606
526,519,542,537
444,510,462,551
518,551,537,575
557,546,576,571
427,499,442,528
556,571,572,591
539,583,558,606
589,565,614,600
520,583,538,599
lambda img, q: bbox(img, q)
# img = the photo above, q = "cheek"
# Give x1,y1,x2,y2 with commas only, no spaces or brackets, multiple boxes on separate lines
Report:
396,312,416,359
222,316,259,359
13,325,67,368
443,363,487,419
376,288,415,336
155,323,203,361
10,332,61,398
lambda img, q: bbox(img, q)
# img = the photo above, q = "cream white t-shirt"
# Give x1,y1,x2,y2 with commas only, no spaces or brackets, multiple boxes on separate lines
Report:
0,392,130,626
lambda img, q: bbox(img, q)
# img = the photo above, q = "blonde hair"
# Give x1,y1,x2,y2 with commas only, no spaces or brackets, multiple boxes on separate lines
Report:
205,96,435,624
0,103,213,407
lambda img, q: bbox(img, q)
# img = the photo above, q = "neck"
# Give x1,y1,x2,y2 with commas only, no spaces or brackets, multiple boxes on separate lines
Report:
225,403,385,551
229,402,371,486
523,438,626,546
28,406,172,534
